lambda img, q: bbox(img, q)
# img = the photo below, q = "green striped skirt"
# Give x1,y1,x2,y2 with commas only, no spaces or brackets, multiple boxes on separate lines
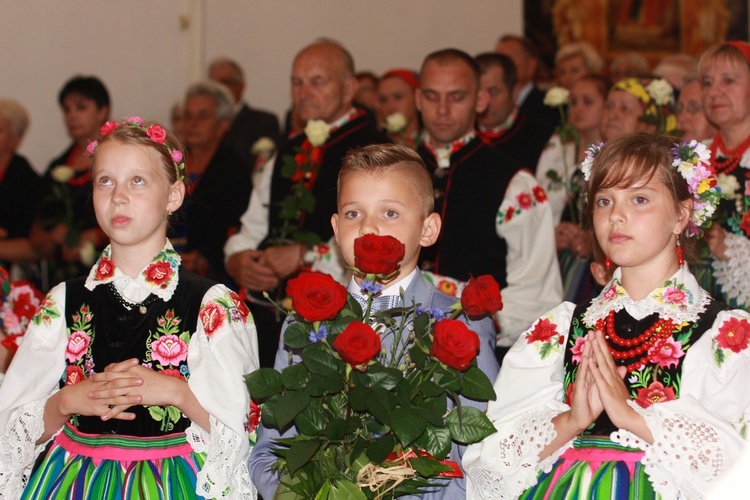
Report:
519,436,658,500
22,424,206,499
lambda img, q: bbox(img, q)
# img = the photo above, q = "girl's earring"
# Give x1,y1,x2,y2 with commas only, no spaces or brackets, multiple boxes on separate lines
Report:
604,257,612,270
167,210,173,217
676,234,684,268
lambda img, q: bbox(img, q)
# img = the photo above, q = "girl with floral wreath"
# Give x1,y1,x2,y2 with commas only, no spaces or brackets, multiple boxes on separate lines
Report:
0,117,259,499
700,41,750,312
464,133,750,499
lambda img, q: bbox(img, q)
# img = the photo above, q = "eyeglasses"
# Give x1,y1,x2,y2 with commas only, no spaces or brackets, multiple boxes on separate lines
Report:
675,101,703,116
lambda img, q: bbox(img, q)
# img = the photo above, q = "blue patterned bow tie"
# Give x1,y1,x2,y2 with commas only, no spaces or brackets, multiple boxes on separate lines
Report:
352,293,402,316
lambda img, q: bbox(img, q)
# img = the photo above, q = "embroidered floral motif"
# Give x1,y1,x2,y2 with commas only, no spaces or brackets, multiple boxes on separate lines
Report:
151,334,188,366
713,317,750,367
32,294,60,326
199,291,251,339
635,381,676,408
144,260,174,288
648,337,685,368
525,317,563,360
63,304,95,381
65,365,85,386
653,281,693,311
95,257,115,281
496,186,548,226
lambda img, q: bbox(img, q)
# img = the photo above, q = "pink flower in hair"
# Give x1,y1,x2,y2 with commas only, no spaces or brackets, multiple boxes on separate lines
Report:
125,115,144,125
147,125,167,144
171,150,183,163
85,141,98,157
100,121,119,137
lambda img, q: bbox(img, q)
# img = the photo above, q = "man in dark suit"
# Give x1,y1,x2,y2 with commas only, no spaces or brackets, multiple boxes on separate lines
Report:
208,57,280,176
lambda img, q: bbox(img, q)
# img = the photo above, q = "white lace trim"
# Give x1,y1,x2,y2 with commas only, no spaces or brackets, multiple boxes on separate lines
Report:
466,406,570,499
584,267,711,326
186,417,256,499
0,399,51,499
712,232,750,308
632,402,723,499
610,429,648,450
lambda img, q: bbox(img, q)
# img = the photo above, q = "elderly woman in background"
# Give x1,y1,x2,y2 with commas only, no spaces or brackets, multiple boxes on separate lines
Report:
537,75,610,303
376,69,421,148
554,42,604,90
29,76,110,289
600,77,673,141
699,41,750,311
676,75,717,142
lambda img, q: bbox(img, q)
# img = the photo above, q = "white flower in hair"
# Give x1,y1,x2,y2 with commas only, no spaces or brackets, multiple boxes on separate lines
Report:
581,142,603,181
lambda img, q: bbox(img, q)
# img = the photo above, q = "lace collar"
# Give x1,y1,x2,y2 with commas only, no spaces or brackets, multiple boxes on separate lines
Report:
85,240,181,302
583,265,711,326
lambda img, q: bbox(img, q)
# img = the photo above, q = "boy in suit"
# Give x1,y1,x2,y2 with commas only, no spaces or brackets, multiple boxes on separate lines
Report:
249,144,499,498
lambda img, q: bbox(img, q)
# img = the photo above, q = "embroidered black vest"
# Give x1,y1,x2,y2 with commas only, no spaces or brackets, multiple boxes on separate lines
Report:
61,269,214,436
563,298,728,436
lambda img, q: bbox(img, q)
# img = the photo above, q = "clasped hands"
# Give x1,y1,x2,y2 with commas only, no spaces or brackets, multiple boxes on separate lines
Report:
226,243,305,292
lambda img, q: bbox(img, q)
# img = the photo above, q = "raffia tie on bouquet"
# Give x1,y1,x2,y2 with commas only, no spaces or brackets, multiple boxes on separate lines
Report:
357,453,416,499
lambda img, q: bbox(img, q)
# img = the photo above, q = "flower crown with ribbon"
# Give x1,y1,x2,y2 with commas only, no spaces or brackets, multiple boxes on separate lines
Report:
581,139,721,237
85,115,186,181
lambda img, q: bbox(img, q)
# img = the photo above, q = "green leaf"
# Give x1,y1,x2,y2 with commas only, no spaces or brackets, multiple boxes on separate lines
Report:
306,376,325,397
329,314,356,336
281,363,309,391
244,368,283,401
166,405,181,422
330,479,367,500
324,417,359,440
413,399,446,427
714,345,725,367
390,408,427,447
539,341,553,360
303,343,339,375
274,390,311,430
348,385,369,411
415,425,452,459
367,434,396,463
413,312,430,339
460,366,497,401
445,406,497,444
417,379,443,398
261,394,278,427
353,365,403,391
367,388,394,426
148,406,166,419
408,455,453,477
346,295,363,318
322,370,344,394
433,367,461,392
284,322,311,349
298,189,316,212
295,398,324,435
410,344,427,368
286,438,322,476
281,156,299,178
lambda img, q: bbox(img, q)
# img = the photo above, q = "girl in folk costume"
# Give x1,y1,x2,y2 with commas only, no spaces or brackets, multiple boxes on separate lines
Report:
700,41,750,311
0,118,259,499
463,133,750,499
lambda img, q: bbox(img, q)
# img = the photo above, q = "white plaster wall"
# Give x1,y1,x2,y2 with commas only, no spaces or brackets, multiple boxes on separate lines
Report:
0,0,521,172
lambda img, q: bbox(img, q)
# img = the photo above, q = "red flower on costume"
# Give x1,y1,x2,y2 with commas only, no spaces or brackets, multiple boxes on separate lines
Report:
66,331,91,362
517,192,533,210
741,212,750,237
332,321,381,369
430,319,480,371
200,301,226,337
636,381,676,408
95,257,116,281
461,275,503,318
716,317,750,353
151,334,188,366
353,234,406,277
565,382,575,405
144,261,174,288
161,368,185,380
505,206,515,222
286,272,348,322
526,318,557,344
571,336,586,364
66,365,85,386
649,337,685,368
532,185,547,203
230,291,250,320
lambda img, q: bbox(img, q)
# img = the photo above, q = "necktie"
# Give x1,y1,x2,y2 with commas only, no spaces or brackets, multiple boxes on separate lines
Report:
353,293,402,315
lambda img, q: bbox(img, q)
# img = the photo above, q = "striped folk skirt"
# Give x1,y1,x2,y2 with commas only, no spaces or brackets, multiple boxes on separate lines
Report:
519,436,657,500
22,424,206,499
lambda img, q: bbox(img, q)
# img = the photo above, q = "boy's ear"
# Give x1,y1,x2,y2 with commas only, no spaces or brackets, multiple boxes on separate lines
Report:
419,212,441,248
330,213,340,246
167,181,185,214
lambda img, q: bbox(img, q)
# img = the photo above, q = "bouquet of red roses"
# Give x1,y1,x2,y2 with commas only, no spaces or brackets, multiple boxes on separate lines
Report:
245,234,502,499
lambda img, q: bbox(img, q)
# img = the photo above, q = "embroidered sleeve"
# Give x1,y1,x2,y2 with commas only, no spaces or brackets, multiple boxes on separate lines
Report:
187,285,260,498
712,231,750,308
308,237,347,286
495,170,563,346
464,302,576,498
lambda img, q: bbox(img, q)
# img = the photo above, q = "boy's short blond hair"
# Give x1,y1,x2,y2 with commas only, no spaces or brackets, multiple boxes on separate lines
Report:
339,144,434,217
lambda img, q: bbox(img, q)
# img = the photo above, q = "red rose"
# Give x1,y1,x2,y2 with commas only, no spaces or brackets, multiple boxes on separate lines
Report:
332,321,381,369
100,121,119,137
430,319,480,371
532,185,547,203
636,381,676,408
526,318,557,344
716,317,750,353
247,400,261,433
144,261,174,288
741,212,750,237
146,124,167,144
66,365,85,386
286,272,347,322
461,275,503,317
353,234,405,277
517,192,533,210
95,257,115,281
200,301,226,337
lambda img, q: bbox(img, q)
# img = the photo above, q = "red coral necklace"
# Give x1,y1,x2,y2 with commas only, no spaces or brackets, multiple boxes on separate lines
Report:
595,310,676,372
711,132,750,174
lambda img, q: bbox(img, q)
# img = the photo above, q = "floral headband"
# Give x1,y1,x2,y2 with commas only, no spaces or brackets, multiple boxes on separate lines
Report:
85,115,186,181
581,139,721,237
611,78,677,134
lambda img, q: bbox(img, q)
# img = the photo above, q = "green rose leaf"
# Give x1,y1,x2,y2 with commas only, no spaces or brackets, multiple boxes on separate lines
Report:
415,425,452,459
445,406,497,444
302,342,339,375
348,385,369,411
390,408,427,447
413,398,447,427
330,479,367,500
286,438,322,476
354,365,403,391
367,434,396,463
260,394,278,427
408,455,453,477
306,376,325,398
295,398,324,435
367,389,394,426
244,368,282,401
460,366,497,401
284,322,311,349
281,363,310,391
274,390,311,430
322,370,344,394
417,379,444,398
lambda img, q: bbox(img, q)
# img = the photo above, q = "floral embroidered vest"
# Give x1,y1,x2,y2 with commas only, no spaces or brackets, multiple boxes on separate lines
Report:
563,298,728,436
60,269,214,436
